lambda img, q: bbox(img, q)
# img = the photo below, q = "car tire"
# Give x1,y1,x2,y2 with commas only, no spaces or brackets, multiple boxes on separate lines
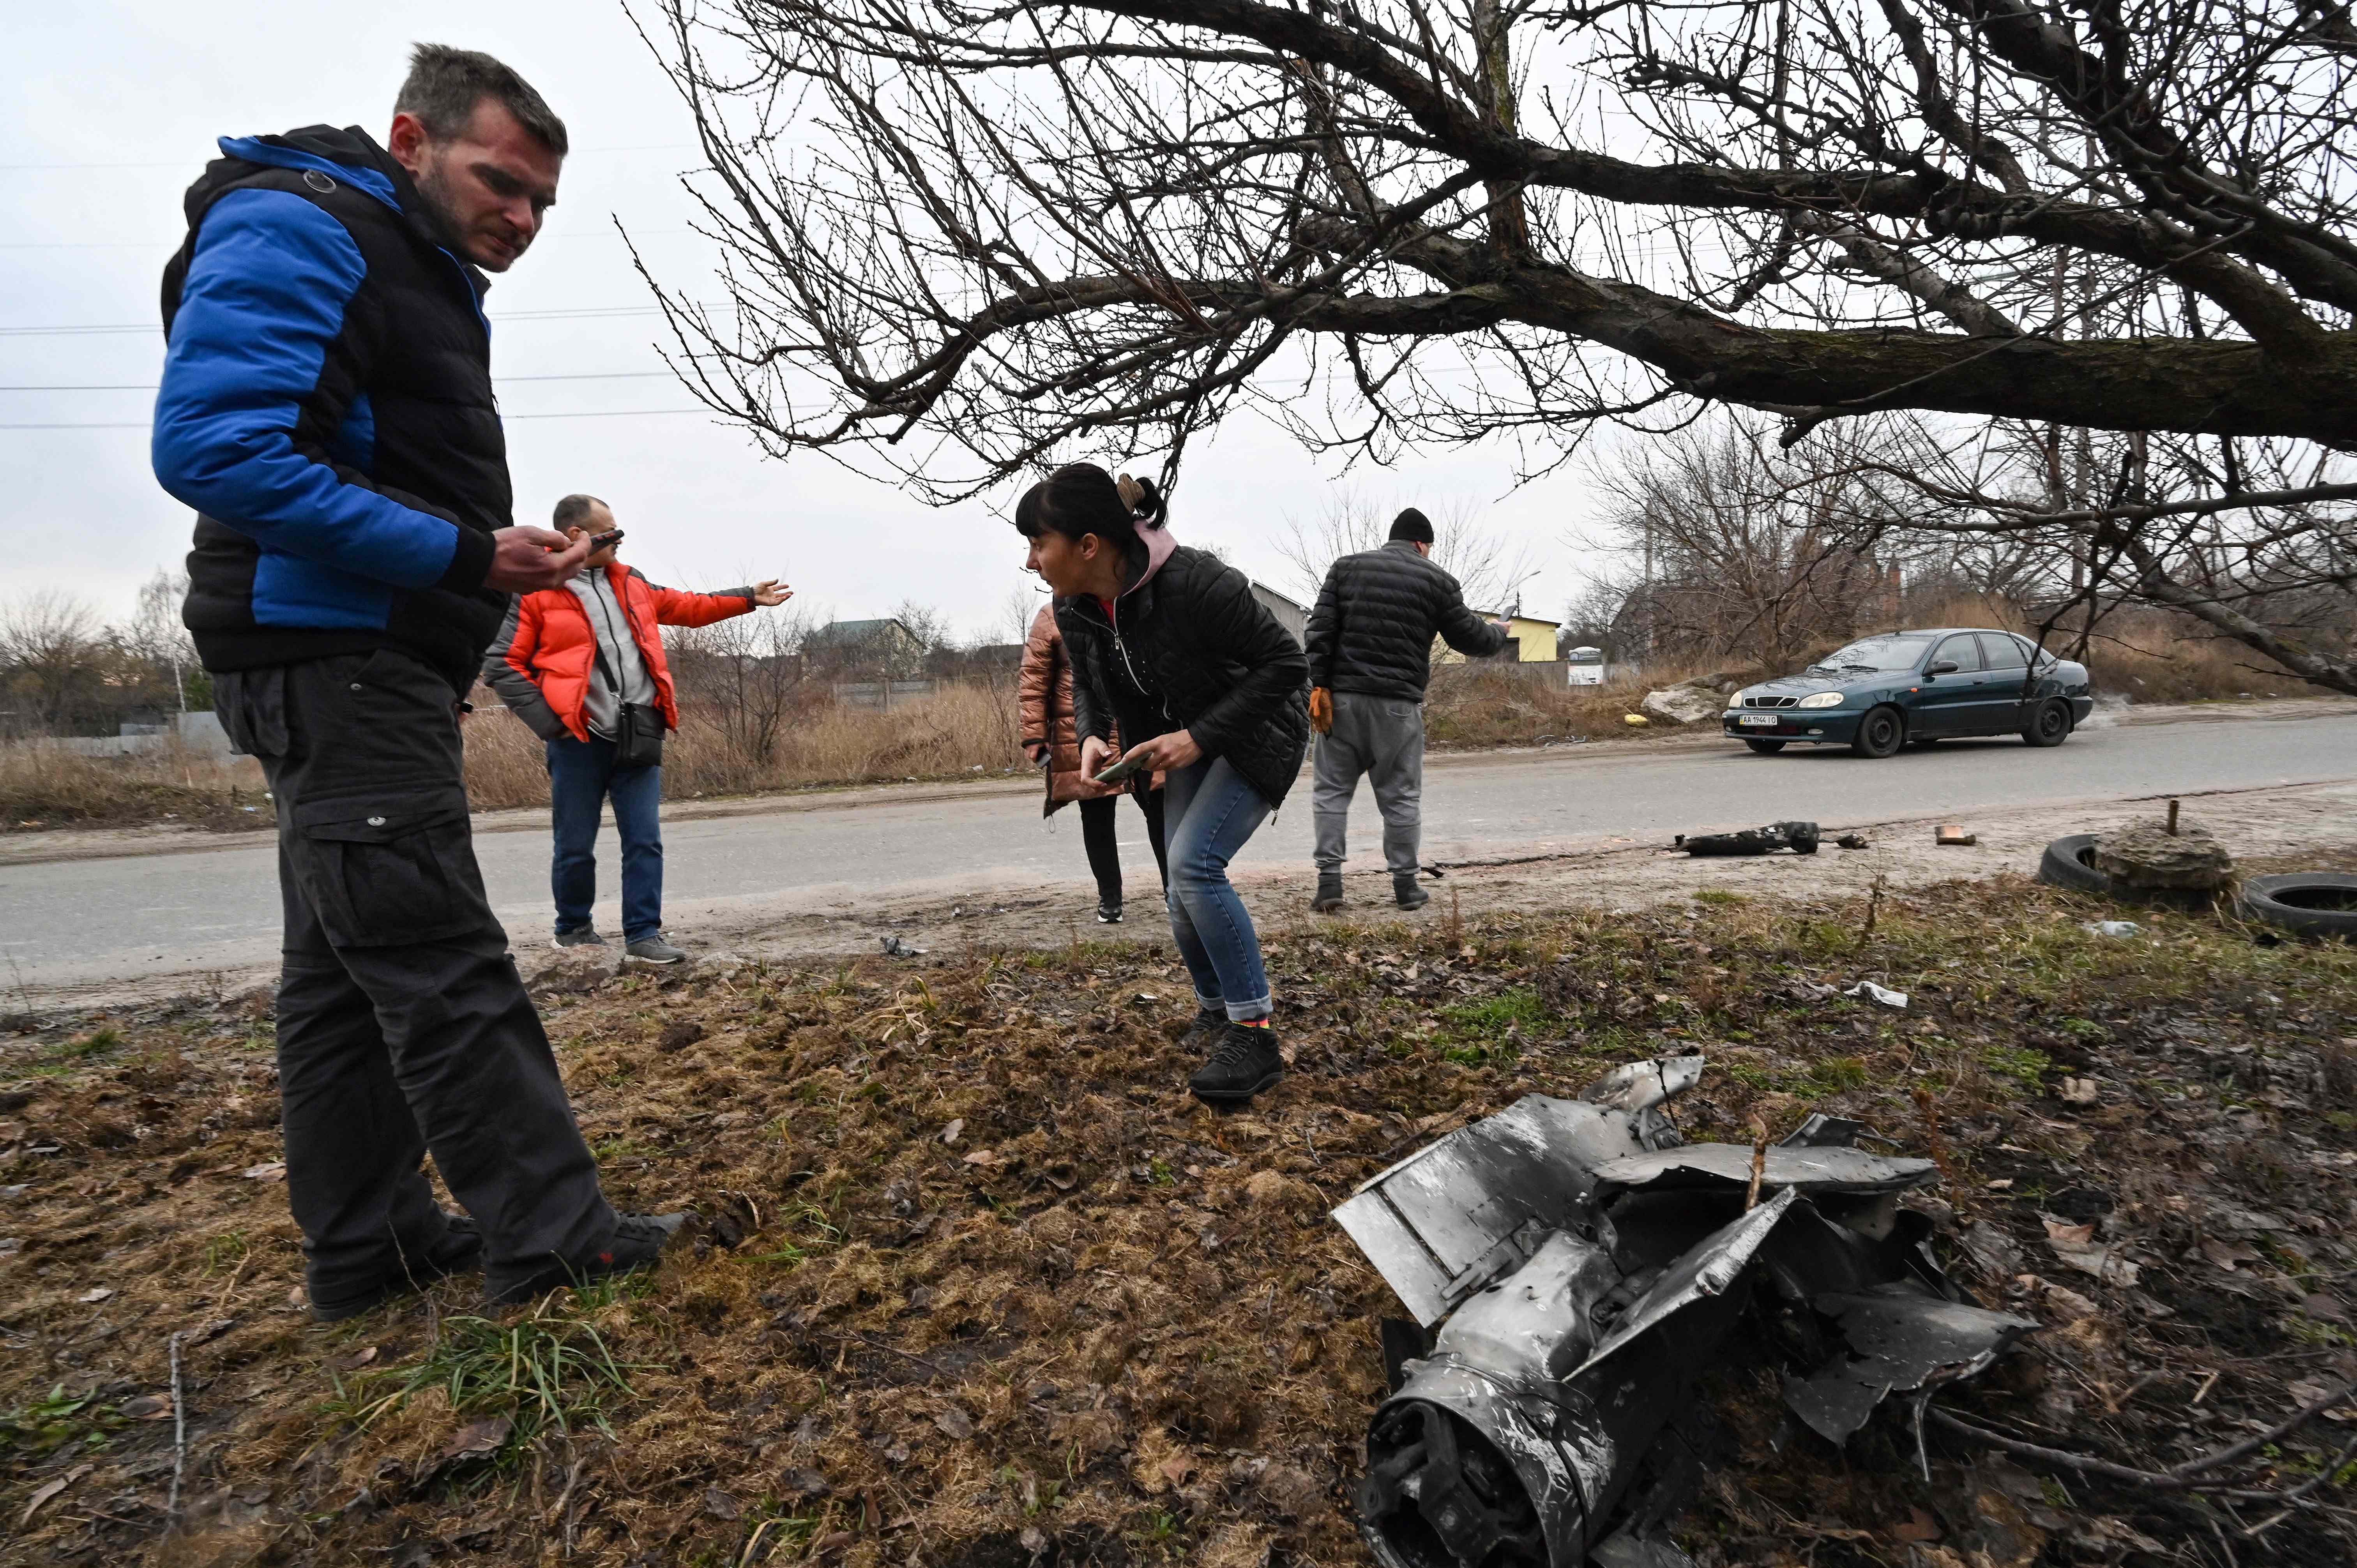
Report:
1850,706,1905,759
2036,833,2111,895
2237,874,2357,941
2036,833,2213,909
1743,738,1787,754
2021,699,2073,748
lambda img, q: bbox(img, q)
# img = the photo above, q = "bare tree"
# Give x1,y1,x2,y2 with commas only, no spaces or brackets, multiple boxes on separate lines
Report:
640,0,2357,691
1270,492,1538,613
1584,416,1910,671
665,603,818,765
0,593,109,738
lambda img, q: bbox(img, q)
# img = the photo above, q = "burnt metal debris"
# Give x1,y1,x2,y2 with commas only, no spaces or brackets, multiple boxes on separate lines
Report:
1334,1058,2034,1568
1673,821,1820,856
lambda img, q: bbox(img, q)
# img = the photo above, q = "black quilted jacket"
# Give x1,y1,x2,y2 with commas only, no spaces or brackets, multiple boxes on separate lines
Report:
1304,541,1508,701
1060,546,1310,809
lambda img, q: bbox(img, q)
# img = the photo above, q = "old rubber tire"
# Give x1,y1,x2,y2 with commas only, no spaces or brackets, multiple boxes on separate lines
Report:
2037,833,2111,894
2238,874,2357,940
1850,706,1905,759
2022,699,2073,748
1743,738,1787,754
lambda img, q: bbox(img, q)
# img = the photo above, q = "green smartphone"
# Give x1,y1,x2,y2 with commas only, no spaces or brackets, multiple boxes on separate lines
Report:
1092,756,1146,786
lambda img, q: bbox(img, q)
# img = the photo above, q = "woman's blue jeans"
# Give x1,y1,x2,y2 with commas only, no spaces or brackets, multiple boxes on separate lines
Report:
1162,756,1274,1021
546,735,664,942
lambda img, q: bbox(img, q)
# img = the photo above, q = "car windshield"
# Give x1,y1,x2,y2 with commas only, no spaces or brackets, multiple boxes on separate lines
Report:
1807,634,1936,673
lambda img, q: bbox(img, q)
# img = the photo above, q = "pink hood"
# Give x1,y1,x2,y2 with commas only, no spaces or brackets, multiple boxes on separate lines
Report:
1119,526,1179,601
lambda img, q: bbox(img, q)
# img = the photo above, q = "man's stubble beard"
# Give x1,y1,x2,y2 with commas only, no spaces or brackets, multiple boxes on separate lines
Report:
410,151,467,254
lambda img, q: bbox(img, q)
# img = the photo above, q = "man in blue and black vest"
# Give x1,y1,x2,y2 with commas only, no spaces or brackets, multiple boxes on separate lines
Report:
151,45,682,1316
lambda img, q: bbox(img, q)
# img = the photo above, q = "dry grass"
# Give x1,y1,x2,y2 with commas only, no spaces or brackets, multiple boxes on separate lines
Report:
460,682,1028,811
1423,658,1722,749
5,869,2355,1565
0,741,270,833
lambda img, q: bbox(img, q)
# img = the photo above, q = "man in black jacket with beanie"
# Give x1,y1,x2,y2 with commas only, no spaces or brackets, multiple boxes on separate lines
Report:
1302,508,1508,911
151,45,681,1317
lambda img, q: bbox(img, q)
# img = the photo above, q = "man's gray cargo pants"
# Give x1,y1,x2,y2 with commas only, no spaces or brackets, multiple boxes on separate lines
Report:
216,650,616,1303
1311,690,1425,876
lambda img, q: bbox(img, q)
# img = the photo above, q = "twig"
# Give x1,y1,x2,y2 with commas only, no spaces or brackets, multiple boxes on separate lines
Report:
1912,1088,1958,1185
166,1329,188,1531
2174,1379,2356,1476
1929,1409,2330,1504
1744,1116,1769,1212
2247,1431,2357,1535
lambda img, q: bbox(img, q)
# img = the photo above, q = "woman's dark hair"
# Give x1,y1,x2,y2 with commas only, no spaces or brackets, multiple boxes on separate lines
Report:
1012,463,1166,568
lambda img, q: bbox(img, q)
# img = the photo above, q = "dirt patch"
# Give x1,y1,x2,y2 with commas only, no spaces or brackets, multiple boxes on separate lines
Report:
4,866,2356,1565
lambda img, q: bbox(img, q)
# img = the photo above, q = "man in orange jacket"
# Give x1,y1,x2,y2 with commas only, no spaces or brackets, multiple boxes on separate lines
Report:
483,493,789,961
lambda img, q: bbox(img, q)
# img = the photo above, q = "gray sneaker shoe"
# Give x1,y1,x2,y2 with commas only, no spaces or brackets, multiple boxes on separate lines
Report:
625,935,686,964
553,927,606,948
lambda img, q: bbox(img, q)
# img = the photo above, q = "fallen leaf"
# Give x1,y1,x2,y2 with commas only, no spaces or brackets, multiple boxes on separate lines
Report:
241,1162,286,1181
2201,1237,2263,1271
76,1287,114,1304
940,1118,964,1145
935,1406,975,1439
961,1148,999,1167
437,1417,512,1462
2044,1217,2141,1286
1020,1526,1050,1556
19,1463,90,1528
704,1487,743,1520
336,1346,379,1371
120,1394,173,1420
2058,1077,2101,1105
814,1530,857,1557
192,1317,236,1344
1985,1178,2015,1191
2043,1218,2096,1248
1890,1507,1943,1543
1158,1451,1199,1487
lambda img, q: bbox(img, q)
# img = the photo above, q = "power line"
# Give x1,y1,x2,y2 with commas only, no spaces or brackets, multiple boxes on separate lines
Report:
0,143,700,172
0,370,677,391
0,407,719,430
1,227,702,251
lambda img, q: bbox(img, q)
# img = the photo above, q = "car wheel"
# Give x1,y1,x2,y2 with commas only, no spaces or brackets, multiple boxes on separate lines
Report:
2021,699,2073,747
2237,874,2357,941
1849,706,1904,759
1743,738,1787,754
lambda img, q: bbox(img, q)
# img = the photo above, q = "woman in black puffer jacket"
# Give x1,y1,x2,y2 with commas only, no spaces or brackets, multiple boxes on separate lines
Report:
1016,463,1308,1105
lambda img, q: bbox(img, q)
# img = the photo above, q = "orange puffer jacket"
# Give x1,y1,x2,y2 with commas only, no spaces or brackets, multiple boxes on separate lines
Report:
481,563,754,742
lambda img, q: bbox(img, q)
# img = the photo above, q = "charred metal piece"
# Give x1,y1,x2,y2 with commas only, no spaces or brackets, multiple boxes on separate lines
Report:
1673,821,1821,856
1337,1059,2033,1568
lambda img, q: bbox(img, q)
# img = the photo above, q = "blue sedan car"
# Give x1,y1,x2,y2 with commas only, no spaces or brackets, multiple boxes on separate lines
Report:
1722,629,2096,758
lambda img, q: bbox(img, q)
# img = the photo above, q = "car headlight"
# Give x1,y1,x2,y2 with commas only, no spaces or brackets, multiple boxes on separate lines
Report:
1795,690,1846,709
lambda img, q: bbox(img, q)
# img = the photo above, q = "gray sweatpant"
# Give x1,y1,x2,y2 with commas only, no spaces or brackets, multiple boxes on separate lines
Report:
1311,691,1425,875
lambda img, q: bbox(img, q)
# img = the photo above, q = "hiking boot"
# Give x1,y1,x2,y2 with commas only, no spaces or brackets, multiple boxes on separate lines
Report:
553,927,606,948
1312,871,1345,913
1189,1022,1284,1105
310,1213,483,1323
1179,1006,1226,1051
1096,900,1123,924
625,934,686,964
484,1211,688,1305
1394,873,1431,911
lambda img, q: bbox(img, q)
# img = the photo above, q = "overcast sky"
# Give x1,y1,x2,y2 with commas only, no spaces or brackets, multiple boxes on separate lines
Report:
2,1,1612,641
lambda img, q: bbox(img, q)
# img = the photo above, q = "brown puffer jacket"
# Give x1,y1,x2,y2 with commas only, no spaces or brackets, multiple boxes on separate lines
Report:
1019,602,1126,813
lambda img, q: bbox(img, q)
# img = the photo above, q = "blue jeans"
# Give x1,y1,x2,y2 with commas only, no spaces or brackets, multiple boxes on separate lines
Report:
546,735,664,942
1163,756,1274,1021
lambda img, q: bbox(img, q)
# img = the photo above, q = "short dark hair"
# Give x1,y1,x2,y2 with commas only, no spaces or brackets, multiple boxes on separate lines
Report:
396,43,569,157
552,493,606,528
1389,507,1435,545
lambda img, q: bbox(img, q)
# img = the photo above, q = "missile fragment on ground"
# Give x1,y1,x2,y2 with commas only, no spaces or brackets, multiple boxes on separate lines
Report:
1333,1058,2035,1568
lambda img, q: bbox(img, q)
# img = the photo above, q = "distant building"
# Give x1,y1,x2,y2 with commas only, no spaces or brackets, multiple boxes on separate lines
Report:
807,617,926,675
1438,611,1565,664
1251,583,1309,647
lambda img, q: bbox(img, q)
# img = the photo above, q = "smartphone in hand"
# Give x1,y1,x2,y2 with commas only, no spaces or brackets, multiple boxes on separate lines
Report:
1092,755,1146,786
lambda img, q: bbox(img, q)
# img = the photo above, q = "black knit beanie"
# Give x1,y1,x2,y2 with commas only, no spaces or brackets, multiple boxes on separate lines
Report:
1389,507,1435,544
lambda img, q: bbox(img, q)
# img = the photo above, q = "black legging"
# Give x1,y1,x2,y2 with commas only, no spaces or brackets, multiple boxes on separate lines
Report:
1079,787,1169,907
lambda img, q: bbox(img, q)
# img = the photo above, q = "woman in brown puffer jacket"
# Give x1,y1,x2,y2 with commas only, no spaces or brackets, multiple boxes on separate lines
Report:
1019,601,1168,922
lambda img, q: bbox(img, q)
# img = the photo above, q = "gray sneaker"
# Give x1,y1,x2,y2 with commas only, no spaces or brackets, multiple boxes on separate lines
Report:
553,927,606,948
625,935,686,964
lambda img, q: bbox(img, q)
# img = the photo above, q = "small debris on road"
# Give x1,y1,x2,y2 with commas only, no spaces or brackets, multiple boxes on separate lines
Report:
1935,824,1977,846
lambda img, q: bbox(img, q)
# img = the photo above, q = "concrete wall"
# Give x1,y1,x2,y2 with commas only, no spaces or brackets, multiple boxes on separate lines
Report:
52,711,235,759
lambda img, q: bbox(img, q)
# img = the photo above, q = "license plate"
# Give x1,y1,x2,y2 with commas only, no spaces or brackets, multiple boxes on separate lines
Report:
1738,713,1780,727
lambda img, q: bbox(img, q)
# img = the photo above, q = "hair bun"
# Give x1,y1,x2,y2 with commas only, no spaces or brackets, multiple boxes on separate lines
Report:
1117,473,1168,529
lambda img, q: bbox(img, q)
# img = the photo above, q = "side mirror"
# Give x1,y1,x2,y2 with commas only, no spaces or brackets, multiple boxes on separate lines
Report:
1925,660,1959,676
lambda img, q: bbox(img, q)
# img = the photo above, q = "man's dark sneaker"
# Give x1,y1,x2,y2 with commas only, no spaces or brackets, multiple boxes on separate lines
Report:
553,927,606,948
1312,871,1345,913
1394,873,1431,911
483,1211,688,1305
1179,1006,1226,1051
311,1213,483,1323
625,934,686,964
1097,901,1123,924
1188,1022,1284,1105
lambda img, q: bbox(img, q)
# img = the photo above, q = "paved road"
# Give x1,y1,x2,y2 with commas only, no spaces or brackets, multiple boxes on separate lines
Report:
4,706,2351,996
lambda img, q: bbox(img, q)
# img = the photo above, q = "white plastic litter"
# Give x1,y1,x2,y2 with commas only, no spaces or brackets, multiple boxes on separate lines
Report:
2085,920,2142,937
1842,980,1910,1009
